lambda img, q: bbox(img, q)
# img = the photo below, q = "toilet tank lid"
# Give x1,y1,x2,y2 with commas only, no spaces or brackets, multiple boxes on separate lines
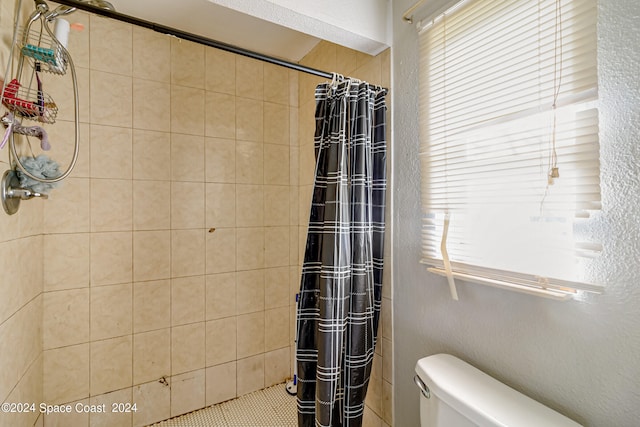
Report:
415,354,582,427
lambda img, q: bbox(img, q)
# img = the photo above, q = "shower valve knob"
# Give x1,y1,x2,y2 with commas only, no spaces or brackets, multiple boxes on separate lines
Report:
2,170,49,215
8,187,48,200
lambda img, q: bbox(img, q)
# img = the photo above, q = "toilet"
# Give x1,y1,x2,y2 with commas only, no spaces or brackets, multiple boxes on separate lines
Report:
414,354,582,426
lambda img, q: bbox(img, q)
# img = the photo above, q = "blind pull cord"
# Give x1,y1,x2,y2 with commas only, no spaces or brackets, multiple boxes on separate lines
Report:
441,213,459,300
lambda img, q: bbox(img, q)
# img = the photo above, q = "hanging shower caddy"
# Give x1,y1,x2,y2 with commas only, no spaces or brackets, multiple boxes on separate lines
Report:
1,0,80,215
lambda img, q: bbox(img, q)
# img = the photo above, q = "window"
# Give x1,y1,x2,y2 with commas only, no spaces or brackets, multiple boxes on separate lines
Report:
418,0,602,299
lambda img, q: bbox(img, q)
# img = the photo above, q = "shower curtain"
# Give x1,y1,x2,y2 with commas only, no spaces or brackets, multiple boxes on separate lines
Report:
296,79,387,427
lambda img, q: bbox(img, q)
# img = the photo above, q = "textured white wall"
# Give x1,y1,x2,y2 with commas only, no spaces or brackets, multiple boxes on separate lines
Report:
391,0,640,425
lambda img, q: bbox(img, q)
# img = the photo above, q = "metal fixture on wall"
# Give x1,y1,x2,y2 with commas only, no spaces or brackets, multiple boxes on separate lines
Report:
1,0,85,214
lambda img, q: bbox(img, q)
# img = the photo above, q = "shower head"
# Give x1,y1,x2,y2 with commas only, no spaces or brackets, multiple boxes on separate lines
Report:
83,0,116,11
45,0,116,21
45,5,75,20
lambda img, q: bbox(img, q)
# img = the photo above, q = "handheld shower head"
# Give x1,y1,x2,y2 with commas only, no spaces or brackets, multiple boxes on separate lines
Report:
45,0,116,21
45,5,76,21
84,0,116,11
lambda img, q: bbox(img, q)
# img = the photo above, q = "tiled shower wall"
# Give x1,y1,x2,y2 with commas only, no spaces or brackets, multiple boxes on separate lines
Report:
38,10,298,427
0,1,44,427
297,41,393,427
0,197,43,427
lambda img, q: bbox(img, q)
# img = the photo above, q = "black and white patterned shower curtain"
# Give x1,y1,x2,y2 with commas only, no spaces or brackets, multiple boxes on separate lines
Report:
296,80,387,427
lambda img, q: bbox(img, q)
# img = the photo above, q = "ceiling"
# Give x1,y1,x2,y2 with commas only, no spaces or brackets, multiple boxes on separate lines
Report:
107,0,321,62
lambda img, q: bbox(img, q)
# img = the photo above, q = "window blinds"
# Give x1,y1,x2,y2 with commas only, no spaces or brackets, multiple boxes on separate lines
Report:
418,0,602,299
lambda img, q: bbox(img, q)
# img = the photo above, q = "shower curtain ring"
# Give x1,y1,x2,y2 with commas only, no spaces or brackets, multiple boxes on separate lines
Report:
330,73,344,89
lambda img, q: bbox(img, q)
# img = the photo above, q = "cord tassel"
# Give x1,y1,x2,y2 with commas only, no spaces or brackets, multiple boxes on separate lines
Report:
441,213,458,300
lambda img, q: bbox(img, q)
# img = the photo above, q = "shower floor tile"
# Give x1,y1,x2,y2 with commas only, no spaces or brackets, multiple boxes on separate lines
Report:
149,383,297,427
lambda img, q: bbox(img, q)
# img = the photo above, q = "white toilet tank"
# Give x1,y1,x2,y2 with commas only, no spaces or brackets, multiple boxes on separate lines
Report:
414,354,582,427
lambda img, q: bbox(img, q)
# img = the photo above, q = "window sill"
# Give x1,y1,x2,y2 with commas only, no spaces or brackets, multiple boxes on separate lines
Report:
425,266,601,301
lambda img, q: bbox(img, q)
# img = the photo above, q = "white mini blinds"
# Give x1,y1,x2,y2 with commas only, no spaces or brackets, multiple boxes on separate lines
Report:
418,0,602,299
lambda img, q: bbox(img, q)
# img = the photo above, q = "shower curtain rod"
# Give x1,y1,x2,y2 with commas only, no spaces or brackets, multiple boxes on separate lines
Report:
49,0,335,79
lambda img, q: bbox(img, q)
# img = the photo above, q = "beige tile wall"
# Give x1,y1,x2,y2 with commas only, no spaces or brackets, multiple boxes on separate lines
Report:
0,1,44,426
38,12,299,427
297,41,394,427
